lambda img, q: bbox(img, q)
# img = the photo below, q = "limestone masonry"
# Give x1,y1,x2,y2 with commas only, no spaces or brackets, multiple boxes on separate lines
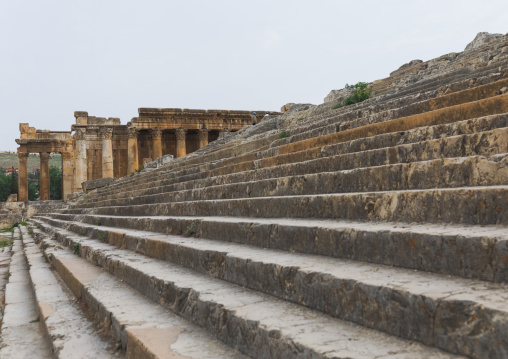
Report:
15,108,280,200
3,31,508,358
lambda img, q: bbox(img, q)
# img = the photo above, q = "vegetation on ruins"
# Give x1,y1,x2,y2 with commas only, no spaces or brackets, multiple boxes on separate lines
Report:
73,242,80,255
332,81,372,109
278,130,289,139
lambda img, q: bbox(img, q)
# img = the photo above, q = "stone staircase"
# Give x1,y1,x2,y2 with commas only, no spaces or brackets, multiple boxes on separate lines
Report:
2,32,508,358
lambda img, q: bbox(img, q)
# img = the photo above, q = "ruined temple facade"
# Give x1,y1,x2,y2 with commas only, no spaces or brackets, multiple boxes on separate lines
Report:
16,108,279,201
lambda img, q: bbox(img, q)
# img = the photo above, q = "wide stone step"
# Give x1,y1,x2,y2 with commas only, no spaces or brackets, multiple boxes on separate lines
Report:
85,81,499,203
83,114,508,206
26,226,247,359
0,230,13,325
315,64,508,135
90,66,508,203
162,128,508,195
379,54,508,101
37,214,508,283
0,228,53,359
278,93,508,156
82,154,508,209
276,77,508,148
66,186,508,226
30,219,466,359
18,226,119,358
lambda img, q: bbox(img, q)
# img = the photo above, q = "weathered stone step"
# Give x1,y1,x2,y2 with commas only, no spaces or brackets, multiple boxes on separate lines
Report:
178,109,508,187
25,227,248,359
30,220,466,359
278,93,508,156
0,228,52,359
18,226,120,358
312,64,508,135
161,128,508,196
276,77,508,148
83,113,508,205
91,61,508,203
0,230,13,326
64,186,508,225
82,154,508,209
37,214,508,283
80,80,508,205
379,53,508,101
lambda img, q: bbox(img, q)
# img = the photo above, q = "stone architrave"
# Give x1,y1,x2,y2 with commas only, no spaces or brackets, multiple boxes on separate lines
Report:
61,152,74,200
175,128,187,158
40,152,50,201
74,129,88,192
101,128,114,179
151,128,163,160
17,152,29,201
127,128,139,174
198,129,209,149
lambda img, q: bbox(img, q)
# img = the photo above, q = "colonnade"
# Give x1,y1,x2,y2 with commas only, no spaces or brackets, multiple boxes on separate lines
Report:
127,127,209,172
17,151,73,201
17,127,213,201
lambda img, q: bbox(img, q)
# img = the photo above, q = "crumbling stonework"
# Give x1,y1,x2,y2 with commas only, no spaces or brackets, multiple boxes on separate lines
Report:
16,107,280,201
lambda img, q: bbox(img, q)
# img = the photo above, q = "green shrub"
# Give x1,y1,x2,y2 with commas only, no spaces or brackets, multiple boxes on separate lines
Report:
278,131,289,139
333,82,372,109
98,232,107,243
73,242,80,255
186,222,197,236
0,227,14,233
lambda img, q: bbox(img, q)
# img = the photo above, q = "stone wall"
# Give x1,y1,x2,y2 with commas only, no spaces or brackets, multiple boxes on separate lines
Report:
0,201,66,229
15,107,281,201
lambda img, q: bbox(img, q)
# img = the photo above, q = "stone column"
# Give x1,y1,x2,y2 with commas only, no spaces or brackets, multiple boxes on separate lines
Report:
17,152,29,201
151,128,162,160
127,128,139,174
175,128,187,158
101,128,114,178
74,129,87,192
198,129,209,149
61,152,74,200
40,152,50,201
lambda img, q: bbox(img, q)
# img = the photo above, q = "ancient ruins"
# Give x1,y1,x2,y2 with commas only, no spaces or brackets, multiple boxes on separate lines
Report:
15,108,278,200
2,31,508,359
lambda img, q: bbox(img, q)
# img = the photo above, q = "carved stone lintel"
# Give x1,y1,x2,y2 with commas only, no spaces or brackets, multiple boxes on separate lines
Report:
175,128,187,141
198,129,209,141
128,128,138,139
151,128,162,140
40,152,50,161
17,152,29,159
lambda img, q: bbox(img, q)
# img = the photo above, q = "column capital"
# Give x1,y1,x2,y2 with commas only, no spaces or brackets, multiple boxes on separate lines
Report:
61,152,73,161
128,128,139,139
198,129,209,141
40,152,50,161
151,128,162,140
175,128,187,141
75,128,86,140
100,128,113,140
17,152,29,159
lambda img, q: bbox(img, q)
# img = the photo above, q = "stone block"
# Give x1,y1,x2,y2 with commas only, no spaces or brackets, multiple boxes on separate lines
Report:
144,154,174,169
81,178,115,193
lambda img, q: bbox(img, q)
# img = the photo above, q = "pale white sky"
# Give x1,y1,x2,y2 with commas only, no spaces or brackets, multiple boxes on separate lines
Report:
1,0,507,151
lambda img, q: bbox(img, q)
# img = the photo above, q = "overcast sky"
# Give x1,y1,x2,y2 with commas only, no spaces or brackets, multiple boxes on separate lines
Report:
1,0,507,151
